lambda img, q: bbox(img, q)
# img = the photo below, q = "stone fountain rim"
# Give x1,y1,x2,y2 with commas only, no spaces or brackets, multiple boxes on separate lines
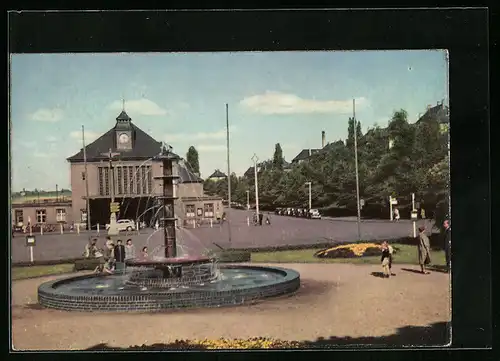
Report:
37,265,301,312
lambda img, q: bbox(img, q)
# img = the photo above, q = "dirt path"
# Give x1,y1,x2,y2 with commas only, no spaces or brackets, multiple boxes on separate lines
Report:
11,263,451,350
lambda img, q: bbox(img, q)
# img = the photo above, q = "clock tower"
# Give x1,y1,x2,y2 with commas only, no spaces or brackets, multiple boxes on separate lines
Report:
115,109,133,151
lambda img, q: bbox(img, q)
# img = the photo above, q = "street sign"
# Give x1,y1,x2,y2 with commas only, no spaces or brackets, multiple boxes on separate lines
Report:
110,202,120,213
411,210,418,220
25,235,36,247
391,198,398,205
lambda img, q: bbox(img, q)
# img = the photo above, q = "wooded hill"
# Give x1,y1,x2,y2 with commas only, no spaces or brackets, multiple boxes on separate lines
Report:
204,107,449,226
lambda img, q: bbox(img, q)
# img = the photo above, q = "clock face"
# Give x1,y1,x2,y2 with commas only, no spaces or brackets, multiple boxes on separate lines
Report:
118,133,130,144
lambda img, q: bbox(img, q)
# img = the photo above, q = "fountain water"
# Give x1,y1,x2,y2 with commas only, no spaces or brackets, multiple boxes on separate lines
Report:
37,145,300,312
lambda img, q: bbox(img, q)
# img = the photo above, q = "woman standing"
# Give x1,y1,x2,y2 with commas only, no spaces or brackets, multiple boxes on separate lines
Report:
418,226,432,274
125,239,136,261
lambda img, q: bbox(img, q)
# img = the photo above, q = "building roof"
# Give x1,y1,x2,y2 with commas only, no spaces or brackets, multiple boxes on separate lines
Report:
67,112,202,184
208,169,227,179
177,160,203,183
67,121,167,163
417,102,449,125
291,149,321,163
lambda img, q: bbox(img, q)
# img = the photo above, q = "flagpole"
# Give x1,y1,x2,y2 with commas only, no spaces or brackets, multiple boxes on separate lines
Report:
226,103,232,243
82,125,91,231
353,99,362,241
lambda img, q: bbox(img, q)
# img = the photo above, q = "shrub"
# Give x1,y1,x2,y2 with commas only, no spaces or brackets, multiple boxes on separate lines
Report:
74,258,102,271
205,250,251,263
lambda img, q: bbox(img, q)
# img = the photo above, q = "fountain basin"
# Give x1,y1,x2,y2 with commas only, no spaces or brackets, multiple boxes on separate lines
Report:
125,256,218,288
37,265,300,312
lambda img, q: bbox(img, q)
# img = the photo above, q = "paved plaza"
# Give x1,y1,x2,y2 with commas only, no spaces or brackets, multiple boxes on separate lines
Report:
11,262,451,350
11,209,433,263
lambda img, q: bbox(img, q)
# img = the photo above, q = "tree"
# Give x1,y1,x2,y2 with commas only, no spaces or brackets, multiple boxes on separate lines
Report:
272,143,284,170
356,121,363,140
204,106,449,224
346,117,355,149
186,146,200,175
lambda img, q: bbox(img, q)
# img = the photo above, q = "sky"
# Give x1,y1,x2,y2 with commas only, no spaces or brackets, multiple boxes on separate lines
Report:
10,50,448,191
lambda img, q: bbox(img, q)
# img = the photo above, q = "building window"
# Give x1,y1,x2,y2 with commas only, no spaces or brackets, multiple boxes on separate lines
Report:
147,166,152,194
56,208,66,222
36,209,47,223
117,166,123,195
204,203,214,218
104,167,110,196
14,209,23,225
129,167,134,194
134,166,140,194
124,166,129,194
185,204,195,218
98,167,105,196
141,166,147,194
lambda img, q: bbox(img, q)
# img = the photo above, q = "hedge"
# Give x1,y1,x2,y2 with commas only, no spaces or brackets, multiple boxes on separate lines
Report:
210,250,251,263
11,233,444,268
12,257,86,268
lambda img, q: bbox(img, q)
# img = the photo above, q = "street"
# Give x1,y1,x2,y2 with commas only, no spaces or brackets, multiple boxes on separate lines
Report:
11,209,432,263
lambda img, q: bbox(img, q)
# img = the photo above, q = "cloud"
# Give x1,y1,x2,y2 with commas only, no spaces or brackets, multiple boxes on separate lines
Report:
178,102,190,110
166,127,236,143
30,108,64,122
69,130,100,143
33,151,54,158
108,98,167,116
240,91,368,115
196,144,226,152
18,140,36,148
46,136,58,142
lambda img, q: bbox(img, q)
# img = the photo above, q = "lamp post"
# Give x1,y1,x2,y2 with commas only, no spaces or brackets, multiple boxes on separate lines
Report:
251,154,260,220
246,190,250,210
305,181,312,210
102,148,120,235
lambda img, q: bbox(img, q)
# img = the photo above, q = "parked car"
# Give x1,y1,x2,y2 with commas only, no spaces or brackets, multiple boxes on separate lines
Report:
309,209,322,219
105,219,136,232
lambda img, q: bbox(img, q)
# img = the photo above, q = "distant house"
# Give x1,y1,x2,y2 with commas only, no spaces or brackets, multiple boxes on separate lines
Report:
416,101,449,134
283,159,292,172
291,149,322,164
207,169,227,182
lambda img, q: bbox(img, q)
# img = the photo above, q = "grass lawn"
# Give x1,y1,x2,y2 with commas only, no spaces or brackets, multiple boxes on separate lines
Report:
11,264,75,281
251,244,446,266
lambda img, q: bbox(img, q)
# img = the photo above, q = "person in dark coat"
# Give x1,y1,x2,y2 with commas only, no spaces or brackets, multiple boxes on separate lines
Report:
113,239,126,272
443,219,451,272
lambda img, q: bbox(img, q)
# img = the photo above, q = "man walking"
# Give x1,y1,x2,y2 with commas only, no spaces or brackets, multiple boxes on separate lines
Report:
114,239,126,273
443,219,451,272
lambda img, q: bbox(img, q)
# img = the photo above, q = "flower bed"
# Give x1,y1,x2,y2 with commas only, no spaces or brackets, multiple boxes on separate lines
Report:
314,243,387,259
90,337,303,350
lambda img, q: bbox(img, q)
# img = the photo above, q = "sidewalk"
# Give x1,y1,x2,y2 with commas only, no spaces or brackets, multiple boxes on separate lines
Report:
11,263,451,350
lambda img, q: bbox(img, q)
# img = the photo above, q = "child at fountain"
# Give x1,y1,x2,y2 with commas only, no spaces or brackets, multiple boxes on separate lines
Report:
141,246,149,258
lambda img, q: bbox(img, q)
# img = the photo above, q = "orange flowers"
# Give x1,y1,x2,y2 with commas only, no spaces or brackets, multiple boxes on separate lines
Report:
315,243,381,257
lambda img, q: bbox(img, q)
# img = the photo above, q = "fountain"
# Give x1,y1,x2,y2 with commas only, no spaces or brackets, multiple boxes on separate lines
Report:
37,146,300,312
